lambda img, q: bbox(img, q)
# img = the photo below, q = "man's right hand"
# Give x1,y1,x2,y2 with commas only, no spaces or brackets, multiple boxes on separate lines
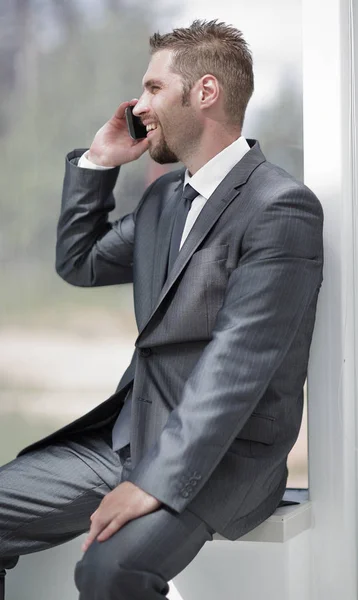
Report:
87,100,149,167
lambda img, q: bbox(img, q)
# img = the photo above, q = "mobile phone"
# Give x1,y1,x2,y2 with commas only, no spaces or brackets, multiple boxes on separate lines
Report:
125,106,147,140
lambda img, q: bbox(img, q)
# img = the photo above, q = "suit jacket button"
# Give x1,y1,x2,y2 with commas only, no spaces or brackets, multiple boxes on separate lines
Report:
139,348,152,357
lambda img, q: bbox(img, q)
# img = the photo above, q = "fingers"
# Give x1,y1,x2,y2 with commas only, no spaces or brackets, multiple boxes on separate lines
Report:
130,136,150,159
113,98,139,120
82,512,129,552
81,519,104,552
134,136,149,149
82,505,130,552
96,516,124,542
81,484,161,553
112,101,130,120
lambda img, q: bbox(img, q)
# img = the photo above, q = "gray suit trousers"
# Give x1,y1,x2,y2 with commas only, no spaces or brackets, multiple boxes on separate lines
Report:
0,424,214,599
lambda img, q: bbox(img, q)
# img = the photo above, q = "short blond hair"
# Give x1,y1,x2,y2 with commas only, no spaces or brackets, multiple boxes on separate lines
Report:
149,19,254,128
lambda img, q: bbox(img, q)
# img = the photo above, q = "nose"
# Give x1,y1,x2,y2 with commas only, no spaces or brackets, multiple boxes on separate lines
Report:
132,94,149,117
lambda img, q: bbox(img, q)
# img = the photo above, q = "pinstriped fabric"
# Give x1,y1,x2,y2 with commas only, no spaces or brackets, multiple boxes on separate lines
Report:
112,184,200,452
19,140,323,541
0,430,214,599
127,151,323,539
0,434,119,560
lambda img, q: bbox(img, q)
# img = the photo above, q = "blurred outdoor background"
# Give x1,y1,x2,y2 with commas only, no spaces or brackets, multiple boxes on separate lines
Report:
0,0,306,504
0,1,307,597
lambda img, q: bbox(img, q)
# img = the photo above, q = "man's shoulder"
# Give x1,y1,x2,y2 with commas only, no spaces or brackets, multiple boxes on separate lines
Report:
254,158,305,190
250,158,322,214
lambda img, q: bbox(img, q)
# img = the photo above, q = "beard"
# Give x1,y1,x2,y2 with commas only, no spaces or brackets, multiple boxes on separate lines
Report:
148,132,179,164
148,105,201,165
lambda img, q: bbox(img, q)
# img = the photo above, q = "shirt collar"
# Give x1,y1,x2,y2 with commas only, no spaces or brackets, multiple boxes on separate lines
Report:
183,136,250,199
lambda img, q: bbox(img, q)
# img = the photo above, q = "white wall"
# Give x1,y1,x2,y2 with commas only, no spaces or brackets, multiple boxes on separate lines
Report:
303,0,358,596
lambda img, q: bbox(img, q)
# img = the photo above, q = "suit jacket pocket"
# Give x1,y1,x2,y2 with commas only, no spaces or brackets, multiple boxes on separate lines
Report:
189,244,229,266
140,245,229,344
237,412,276,445
231,413,277,458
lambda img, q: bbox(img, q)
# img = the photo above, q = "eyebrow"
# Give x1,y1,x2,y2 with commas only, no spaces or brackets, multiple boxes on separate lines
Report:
142,78,164,90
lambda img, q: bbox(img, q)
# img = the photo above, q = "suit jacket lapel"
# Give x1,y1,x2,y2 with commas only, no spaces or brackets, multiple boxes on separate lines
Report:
160,185,241,296
138,140,266,339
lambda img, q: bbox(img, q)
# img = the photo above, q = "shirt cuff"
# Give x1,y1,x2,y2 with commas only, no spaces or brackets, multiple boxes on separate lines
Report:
78,150,116,170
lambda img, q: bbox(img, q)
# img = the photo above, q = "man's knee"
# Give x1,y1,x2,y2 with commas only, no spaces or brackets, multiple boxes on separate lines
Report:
75,540,117,594
75,522,143,588
74,540,168,598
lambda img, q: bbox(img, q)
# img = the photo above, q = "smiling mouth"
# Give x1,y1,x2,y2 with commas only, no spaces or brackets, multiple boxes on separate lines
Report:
146,123,158,133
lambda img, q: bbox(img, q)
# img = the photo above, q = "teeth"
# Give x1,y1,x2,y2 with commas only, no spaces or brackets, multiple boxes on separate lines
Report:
146,124,158,132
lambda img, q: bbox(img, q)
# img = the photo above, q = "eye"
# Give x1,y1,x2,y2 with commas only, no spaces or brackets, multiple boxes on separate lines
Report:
151,85,160,93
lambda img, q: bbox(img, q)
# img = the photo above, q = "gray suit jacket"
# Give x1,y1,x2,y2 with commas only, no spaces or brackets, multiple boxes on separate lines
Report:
19,140,324,540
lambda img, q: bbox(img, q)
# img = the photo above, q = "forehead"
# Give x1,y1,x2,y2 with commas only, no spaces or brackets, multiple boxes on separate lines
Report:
142,50,179,86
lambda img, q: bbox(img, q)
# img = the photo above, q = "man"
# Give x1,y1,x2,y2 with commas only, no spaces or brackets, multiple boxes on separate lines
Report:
0,19,323,600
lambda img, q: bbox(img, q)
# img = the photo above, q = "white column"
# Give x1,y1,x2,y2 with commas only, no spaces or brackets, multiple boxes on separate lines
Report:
303,0,358,597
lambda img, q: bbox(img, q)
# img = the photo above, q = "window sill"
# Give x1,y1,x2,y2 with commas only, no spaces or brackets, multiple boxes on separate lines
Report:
213,489,311,543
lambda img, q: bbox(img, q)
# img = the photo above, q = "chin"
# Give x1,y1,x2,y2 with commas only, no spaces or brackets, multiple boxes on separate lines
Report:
152,155,179,165
149,141,179,164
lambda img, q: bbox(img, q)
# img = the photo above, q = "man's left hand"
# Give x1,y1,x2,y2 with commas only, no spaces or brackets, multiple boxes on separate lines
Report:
81,481,162,552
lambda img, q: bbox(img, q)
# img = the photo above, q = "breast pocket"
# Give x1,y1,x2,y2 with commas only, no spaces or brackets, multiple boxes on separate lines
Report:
189,244,229,266
144,245,230,344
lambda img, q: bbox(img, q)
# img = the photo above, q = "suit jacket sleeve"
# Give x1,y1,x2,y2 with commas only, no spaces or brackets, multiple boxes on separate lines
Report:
127,184,324,513
56,148,153,287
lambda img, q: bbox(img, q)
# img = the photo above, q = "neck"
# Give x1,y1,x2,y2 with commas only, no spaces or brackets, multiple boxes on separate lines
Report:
182,123,242,175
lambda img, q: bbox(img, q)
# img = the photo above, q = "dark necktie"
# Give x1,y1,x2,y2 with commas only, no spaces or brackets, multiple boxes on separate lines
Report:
167,184,199,274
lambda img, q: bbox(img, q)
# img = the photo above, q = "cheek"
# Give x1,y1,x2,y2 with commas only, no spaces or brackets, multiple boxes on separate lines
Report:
155,98,176,125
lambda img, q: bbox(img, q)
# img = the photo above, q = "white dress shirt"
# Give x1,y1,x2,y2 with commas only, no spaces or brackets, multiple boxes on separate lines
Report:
78,136,250,249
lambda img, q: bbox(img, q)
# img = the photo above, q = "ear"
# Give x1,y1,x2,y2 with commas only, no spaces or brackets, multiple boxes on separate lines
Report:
199,74,220,109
